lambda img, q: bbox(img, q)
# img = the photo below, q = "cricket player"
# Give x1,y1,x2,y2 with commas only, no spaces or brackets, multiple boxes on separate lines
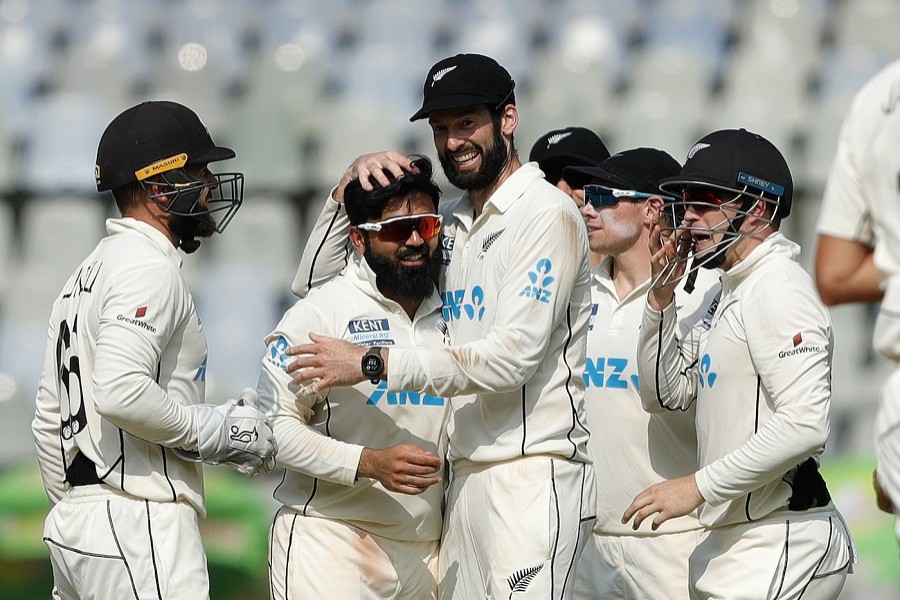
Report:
259,158,448,600
31,100,277,600
559,149,720,599
623,128,856,599
529,126,611,269
287,54,596,599
814,59,900,540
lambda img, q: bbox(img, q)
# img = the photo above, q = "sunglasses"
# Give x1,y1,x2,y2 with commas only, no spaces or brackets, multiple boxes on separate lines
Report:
356,214,443,243
584,184,675,208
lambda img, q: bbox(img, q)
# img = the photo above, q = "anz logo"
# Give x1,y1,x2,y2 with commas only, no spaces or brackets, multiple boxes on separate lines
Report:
442,286,485,322
519,258,554,303
699,353,717,388
583,357,639,390
367,381,445,406
267,336,291,371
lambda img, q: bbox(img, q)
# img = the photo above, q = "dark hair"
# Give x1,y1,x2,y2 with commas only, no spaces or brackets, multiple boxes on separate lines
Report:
111,181,144,215
344,155,442,225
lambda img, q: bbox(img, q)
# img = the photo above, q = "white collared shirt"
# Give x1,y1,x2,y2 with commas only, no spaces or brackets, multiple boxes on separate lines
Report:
638,233,834,528
589,259,720,535
32,218,207,514
388,163,593,464
258,254,448,541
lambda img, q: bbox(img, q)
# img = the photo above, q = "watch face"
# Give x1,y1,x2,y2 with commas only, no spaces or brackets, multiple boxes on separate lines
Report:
363,356,380,373
362,350,383,378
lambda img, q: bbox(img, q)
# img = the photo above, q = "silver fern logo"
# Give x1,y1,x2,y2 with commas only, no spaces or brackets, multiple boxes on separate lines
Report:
687,142,710,159
431,65,457,86
545,132,573,148
508,565,543,596
478,229,505,259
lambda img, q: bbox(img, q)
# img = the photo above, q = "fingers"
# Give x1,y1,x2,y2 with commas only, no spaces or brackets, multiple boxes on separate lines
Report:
622,489,660,530
349,151,414,190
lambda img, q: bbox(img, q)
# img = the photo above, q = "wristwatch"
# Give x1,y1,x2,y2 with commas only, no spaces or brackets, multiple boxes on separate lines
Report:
361,346,385,384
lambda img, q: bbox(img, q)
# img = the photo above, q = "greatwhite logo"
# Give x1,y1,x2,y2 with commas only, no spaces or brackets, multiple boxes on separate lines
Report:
432,66,457,86
546,132,573,148
687,142,710,159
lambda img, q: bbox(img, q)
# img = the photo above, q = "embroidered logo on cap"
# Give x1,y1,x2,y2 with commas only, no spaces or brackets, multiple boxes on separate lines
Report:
431,66,457,86
687,143,710,159
545,132,573,148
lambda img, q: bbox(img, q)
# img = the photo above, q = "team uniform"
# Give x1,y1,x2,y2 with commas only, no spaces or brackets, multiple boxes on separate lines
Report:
637,232,856,598
384,163,595,599
574,262,720,599
292,163,596,599
32,218,211,600
258,254,448,600
816,58,900,539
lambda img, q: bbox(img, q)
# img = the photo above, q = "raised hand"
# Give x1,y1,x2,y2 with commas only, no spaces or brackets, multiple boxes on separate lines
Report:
333,151,415,202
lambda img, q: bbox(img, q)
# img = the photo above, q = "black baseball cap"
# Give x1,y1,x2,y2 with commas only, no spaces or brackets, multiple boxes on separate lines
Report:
529,127,610,183
95,100,235,192
410,53,515,122
563,148,681,196
659,128,793,217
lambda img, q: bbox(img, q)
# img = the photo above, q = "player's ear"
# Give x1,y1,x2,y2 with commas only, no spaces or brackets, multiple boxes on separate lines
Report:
499,103,518,138
645,197,663,226
349,227,367,255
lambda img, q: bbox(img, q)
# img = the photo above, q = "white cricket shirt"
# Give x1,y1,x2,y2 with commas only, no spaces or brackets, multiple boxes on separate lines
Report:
588,259,719,535
638,233,834,528
387,163,593,464
32,218,207,514
258,254,448,542
816,59,900,360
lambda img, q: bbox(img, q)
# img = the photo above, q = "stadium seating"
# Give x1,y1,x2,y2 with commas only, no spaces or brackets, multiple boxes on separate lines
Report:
0,0,896,464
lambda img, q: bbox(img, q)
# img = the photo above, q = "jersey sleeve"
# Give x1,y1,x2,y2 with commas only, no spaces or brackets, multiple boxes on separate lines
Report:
256,302,364,486
91,262,196,449
32,316,66,505
816,95,875,245
636,301,701,414
387,204,586,396
290,193,352,298
695,272,832,505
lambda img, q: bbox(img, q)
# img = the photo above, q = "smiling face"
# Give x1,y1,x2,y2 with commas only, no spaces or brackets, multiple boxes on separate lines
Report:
428,104,512,191
350,191,442,300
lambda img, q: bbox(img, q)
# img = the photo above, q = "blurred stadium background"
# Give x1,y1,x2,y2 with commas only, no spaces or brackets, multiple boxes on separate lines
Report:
0,0,898,597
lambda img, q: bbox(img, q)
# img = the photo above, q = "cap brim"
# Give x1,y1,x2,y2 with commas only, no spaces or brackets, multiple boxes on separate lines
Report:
410,93,498,121
189,145,236,165
563,165,635,191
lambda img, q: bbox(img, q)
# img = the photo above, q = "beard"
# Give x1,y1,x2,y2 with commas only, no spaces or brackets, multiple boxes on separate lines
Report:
364,239,441,301
438,124,509,191
170,211,216,242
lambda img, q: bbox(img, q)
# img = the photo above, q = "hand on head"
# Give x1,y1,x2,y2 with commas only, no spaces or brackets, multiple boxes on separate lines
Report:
334,151,418,203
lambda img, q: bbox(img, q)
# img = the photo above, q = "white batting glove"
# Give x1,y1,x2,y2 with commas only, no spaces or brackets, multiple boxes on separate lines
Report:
175,389,278,477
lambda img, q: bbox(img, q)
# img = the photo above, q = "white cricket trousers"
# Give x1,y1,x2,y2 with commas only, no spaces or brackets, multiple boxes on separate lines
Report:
574,528,701,599
689,508,856,599
268,507,439,600
439,455,596,600
43,484,209,600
